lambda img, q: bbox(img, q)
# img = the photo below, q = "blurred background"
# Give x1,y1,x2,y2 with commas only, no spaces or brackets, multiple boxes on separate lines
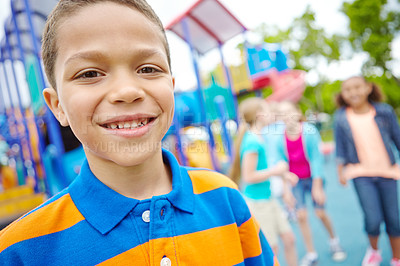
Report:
0,0,399,265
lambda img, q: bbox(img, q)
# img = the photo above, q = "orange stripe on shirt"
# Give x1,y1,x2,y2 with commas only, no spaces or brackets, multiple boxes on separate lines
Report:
0,194,84,252
176,223,244,265
97,243,149,265
99,224,244,265
239,216,263,260
188,170,238,194
274,255,281,266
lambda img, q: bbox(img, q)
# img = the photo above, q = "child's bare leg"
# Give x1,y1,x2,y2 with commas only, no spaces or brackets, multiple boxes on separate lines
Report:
314,209,335,238
297,209,315,252
389,236,400,259
281,231,297,266
368,235,379,250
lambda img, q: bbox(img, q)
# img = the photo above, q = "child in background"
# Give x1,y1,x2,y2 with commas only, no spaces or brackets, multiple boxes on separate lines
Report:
230,97,298,266
334,76,400,266
261,101,297,222
276,101,346,266
0,1,277,265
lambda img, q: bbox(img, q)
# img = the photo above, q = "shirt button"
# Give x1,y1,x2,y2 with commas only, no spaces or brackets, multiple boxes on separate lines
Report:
142,210,150,223
160,257,171,266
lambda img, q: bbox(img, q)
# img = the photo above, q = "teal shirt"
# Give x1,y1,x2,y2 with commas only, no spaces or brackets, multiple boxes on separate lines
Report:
240,131,272,200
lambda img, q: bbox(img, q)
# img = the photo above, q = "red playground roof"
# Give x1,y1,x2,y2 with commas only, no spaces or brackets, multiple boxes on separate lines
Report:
166,0,247,55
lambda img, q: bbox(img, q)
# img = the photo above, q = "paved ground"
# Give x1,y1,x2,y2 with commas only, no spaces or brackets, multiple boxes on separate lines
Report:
276,154,396,266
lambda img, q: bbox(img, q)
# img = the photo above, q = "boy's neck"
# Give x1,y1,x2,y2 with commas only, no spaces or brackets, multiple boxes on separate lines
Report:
86,150,172,200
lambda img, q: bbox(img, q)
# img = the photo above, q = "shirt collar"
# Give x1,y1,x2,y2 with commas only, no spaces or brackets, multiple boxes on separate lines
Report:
68,148,194,235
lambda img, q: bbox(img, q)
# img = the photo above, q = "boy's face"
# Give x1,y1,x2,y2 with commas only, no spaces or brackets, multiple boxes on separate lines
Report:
44,2,175,167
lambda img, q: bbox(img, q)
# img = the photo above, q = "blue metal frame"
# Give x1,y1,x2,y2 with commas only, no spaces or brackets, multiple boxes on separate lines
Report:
15,0,65,155
9,3,53,193
181,18,219,171
10,0,69,190
0,59,28,181
3,35,39,190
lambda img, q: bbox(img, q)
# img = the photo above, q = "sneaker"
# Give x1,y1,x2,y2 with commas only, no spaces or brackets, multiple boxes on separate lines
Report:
300,252,318,266
329,238,347,262
391,258,400,266
362,247,382,266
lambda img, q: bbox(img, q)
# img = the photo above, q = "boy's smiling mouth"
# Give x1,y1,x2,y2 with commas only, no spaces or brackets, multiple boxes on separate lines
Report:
101,117,155,129
99,115,158,136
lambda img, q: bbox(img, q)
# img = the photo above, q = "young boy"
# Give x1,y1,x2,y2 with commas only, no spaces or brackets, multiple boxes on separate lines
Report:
0,1,277,265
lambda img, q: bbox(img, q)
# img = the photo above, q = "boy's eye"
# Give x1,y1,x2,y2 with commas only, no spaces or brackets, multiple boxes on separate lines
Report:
138,66,160,74
76,71,102,79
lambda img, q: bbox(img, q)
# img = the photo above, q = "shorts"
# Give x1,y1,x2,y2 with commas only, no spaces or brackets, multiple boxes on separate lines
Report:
245,198,292,247
292,178,324,210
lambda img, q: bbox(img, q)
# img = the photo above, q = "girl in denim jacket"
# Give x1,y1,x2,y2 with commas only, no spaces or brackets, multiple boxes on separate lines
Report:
334,76,400,266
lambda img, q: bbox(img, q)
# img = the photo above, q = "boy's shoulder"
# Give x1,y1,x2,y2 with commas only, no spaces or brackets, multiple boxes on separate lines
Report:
0,188,83,253
184,167,238,193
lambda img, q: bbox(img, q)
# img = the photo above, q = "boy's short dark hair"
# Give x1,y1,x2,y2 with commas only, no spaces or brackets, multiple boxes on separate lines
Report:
41,0,171,90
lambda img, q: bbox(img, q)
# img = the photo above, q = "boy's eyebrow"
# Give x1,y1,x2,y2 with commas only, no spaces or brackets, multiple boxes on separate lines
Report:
65,51,106,66
64,49,166,67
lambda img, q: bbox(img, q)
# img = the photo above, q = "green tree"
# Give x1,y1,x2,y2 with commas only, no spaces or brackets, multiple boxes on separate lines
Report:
256,6,345,114
254,1,400,114
342,0,400,113
342,0,400,83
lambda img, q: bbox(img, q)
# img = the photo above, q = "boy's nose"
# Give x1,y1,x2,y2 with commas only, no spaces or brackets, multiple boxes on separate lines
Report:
107,76,146,104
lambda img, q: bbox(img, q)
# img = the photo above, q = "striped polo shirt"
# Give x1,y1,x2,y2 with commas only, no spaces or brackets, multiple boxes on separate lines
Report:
0,149,277,265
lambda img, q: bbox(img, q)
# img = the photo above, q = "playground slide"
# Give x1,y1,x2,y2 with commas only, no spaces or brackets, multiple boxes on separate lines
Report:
266,69,306,102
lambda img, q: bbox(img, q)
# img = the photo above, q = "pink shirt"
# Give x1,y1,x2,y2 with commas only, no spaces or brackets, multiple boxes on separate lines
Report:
285,132,312,179
345,107,400,180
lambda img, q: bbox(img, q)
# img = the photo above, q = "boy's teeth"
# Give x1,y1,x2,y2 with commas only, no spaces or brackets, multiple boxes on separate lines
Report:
107,118,151,129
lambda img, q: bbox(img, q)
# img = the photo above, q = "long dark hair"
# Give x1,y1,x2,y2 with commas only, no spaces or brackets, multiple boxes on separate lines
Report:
336,76,383,107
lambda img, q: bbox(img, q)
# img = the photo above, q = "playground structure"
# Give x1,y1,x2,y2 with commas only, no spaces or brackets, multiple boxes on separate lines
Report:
0,0,306,226
165,0,306,172
0,0,85,226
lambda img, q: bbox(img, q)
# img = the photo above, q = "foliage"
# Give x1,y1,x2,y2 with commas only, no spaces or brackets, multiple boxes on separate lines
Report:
257,6,344,72
342,0,400,82
368,75,400,114
254,1,400,115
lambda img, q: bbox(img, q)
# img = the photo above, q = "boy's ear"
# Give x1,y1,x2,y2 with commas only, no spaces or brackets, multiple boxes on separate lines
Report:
172,76,175,90
43,88,69,126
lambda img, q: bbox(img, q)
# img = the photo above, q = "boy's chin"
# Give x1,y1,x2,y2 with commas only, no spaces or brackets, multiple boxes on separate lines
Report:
97,149,162,168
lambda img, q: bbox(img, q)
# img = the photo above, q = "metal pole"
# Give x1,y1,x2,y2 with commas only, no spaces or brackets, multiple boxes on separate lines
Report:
19,0,65,155
10,3,50,193
4,35,39,191
181,18,219,171
0,69,13,143
218,44,238,122
18,0,70,190
11,5,46,155
214,96,233,162
0,58,28,182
